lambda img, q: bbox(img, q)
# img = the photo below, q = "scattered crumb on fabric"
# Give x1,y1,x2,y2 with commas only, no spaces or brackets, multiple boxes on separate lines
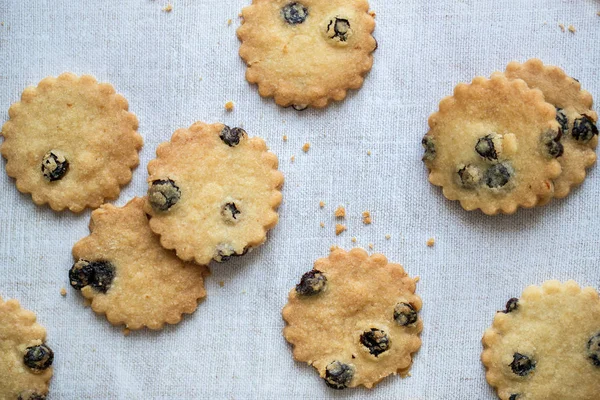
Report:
283,135,288,141
427,238,435,247
559,23,565,32
302,143,310,152
362,211,372,224
163,4,173,12
334,206,346,218
60,288,67,296
568,25,576,33
219,281,225,287
385,234,391,240
335,224,346,235
224,101,234,111
319,201,325,208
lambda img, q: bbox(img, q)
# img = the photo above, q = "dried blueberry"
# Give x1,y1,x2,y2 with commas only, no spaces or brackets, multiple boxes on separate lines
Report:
503,298,519,313
571,115,598,142
214,243,247,262
23,344,54,371
18,393,46,400
69,259,115,293
295,270,326,296
556,107,568,134
219,125,247,147
148,179,181,212
281,2,308,25
324,361,354,389
421,135,436,162
509,395,519,400
484,163,511,188
327,18,351,42
541,129,564,158
394,302,418,326
360,328,390,356
457,164,482,188
41,150,69,182
510,353,535,376
221,202,241,224
475,135,497,160
587,333,600,366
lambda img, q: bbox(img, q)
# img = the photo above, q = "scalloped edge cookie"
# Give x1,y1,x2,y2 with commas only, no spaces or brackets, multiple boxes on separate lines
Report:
237,0,377,109
282,248,422,389
1,73,143,212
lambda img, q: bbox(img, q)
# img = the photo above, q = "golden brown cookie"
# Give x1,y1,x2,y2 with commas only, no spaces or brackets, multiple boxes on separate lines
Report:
504,59,598,199
69,197,208,330
237,0,377,109
482,280,600,400
144,122,284,265
282,248,422,389
422,73,562,215
1,73,143,212
0,297,54,400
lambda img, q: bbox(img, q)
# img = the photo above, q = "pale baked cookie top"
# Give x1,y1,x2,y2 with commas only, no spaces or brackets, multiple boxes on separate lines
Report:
0,73,143,212
0,297,54,400
237,0,377,109
144,122,283,265
504,59,598,199
423,74,562,215
282,248,422,389
482,280,600,400
69,197,208,330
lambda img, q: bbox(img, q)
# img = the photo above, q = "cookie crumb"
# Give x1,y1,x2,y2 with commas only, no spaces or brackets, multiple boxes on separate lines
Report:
362,211,372,225
368,243,374,249
227,19,232,26
369,10,376,17
320,222,325,228
335,224,346,235
367,150,372,156
123,328,131,336
330,245,339,252
283,135,288,142
426,238,435,247
60,288,67,296
290,155,295,163
319,201,325,208
302,143,310,153
568,25,576,33
224,101,234,111
351,237,357,243
163,3,173,12
559,23,565,32
385,234,391,240
334,206,346,218
597,11,600,17
219,281,225,287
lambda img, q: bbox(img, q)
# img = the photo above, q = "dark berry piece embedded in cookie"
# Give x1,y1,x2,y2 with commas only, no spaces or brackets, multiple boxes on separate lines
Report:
281,2,308,25
475,135,498,160
324,361,355,389
503,298,519,313
23,344,54,371
457,164,482,188
509,395,519,400
69,259,115,293
510,352,535,376
421,135,436,162
213,243,247,262
219,126,247,147
360,328,390,356
541,129,564,158
571,115,599,142
326,18,352,42
41,150,69,182
221,201,241,224
555,107,568,133
148,179,181,212
587,333,600,366
394,302,418,326
295,270,327,296
18,393,46,400
484,163,511,188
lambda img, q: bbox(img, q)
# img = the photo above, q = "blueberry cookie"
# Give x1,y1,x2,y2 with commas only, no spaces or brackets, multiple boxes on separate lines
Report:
144,122,284,265
70,197,208,330
504,59,598,199
423,74,562,215
1,73,143,212
237,0,377,109
482,280,600,399
0,297,54,399
282,248,422,389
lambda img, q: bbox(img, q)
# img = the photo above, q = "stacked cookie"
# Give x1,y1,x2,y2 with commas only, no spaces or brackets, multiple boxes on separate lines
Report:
423,59,598,215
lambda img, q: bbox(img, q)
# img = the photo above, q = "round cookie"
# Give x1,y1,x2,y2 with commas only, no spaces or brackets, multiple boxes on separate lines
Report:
282,248,422,389
70,197,208,330
422,73,562,215
237,0,377,109
482,280,600,400
0,73,143,212
0,297,54,400
144,122,284,265
504,59,598,199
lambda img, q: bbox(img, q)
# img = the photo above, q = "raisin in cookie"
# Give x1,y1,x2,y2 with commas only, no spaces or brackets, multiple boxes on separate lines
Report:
70,197,208,330
282,248,422,389
144,122,284,265
237,0,377,109
422,73,562,215
0,297,54,400
1,73,143,212
504,59,598,199
482,280,600,400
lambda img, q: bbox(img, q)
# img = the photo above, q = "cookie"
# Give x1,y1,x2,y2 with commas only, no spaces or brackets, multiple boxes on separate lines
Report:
422,73,562,215
0,297,54,400
1,73,143,212
282,248,422,389
504,59,598,199
144,122,284,265
482,280,600,400
69,197,208,330
237,0,377,109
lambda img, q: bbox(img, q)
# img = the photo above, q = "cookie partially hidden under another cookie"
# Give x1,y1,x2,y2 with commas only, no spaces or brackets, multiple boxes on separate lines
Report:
482,280,600,399
282,248,422,389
